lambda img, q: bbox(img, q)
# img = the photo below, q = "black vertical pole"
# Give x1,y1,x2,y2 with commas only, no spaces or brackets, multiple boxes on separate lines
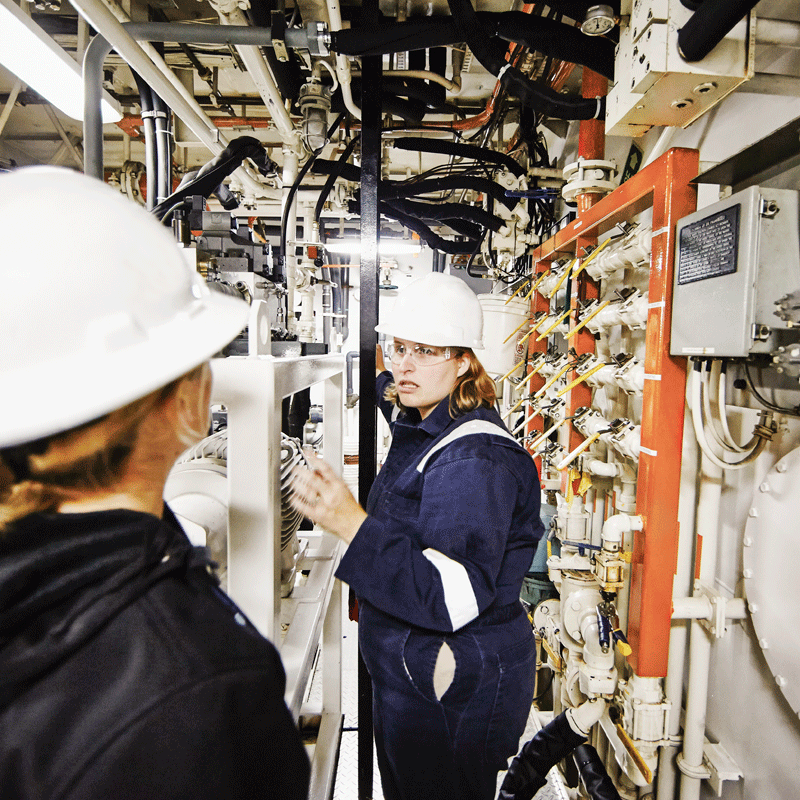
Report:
358,0,382,794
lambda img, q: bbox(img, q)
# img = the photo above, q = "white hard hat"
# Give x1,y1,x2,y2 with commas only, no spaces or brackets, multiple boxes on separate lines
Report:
0,167,250,449
375,272,484,349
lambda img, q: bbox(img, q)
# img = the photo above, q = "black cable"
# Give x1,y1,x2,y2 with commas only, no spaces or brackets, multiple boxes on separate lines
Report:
314,132,361,225
743,361,800,417
280,113,345,273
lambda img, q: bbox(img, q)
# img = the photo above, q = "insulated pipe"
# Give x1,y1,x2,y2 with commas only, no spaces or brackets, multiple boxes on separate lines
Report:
79,18,265,194
447,0,605,120
677,0,759,62
332,14,614,80
678,454,723,800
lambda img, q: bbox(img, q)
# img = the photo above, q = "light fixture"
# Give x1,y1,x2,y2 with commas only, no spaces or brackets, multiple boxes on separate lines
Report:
0,0,121,123
325,239,422,256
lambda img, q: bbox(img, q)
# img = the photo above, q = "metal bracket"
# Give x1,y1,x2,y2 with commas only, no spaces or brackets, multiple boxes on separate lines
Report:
694,581,730,638
704,740,743,797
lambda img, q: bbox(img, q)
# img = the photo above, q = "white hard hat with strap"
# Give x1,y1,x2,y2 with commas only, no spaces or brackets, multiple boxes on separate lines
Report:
0,167,249,449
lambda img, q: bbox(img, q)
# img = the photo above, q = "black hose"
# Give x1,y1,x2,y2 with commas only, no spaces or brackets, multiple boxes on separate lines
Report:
493,12,615,80
677,0,758,62
380,175,519,210
498,711,587,800
152,136,277,221
377,202,478,254
132,72,156,211
311,161,520,209
572,745,623,800
329,12,614,83
382,197,505,231
331,16,462,57
392,136,525,177
279,113,345,275
448,0,606,119
314,134,361,225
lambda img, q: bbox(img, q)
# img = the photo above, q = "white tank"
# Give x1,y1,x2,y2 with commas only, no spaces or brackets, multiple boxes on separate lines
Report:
477,293,529,376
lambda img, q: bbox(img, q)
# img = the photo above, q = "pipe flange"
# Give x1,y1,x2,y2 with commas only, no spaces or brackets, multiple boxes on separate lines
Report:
562,157,617,202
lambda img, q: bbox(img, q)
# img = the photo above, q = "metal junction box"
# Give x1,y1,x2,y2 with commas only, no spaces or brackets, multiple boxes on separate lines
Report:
670,187,800,358
606,0,754,137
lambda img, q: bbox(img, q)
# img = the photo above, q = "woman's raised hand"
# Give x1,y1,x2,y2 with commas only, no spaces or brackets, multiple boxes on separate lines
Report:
290,450,367,544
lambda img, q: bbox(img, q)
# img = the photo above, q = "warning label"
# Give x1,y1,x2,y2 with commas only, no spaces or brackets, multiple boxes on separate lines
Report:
677,204,740,285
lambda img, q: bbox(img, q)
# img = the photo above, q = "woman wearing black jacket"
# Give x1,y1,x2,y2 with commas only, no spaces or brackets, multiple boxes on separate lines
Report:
0,168,310,799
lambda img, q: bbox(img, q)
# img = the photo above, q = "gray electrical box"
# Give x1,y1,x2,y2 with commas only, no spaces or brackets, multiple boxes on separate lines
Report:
670,186,800,358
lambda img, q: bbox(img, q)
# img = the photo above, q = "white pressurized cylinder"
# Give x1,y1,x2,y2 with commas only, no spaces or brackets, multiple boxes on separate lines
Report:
477,293,529,376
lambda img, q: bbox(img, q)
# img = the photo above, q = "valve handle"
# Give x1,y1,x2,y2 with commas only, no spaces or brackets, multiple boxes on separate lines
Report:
596,606,612,651
612,627,632,656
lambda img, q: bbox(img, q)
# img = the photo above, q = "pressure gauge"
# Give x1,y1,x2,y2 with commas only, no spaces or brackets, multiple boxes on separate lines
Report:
581,4,615,36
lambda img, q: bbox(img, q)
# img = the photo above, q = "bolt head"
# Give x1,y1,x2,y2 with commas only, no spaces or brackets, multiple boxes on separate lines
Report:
759,638,769,649
777,462,788,473
743,536,753,546
776,675,787,688
749,508,759,518
760,482,771,493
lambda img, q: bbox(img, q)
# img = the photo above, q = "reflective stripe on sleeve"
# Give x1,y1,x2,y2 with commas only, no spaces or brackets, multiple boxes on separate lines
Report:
422,548,480,630
416,420,518,473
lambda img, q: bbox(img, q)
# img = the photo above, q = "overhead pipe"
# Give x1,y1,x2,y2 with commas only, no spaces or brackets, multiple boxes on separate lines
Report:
677,0,759,62
132,73,156,209
79,17,267,194
330,13,614,80
325,0,361,120
209,3,299,150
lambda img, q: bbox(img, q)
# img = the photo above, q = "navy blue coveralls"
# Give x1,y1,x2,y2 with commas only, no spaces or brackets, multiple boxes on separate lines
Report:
336,372,544,800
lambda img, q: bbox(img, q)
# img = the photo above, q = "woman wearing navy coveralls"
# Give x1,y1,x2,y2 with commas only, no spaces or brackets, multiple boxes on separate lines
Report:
292,272,544,800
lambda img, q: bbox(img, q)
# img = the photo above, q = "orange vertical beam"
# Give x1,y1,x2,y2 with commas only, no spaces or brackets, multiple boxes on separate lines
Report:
529,148,699,677
628,148,698,676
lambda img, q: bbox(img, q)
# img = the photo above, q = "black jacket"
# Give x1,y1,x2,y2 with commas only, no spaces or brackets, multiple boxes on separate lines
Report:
0,507,310,799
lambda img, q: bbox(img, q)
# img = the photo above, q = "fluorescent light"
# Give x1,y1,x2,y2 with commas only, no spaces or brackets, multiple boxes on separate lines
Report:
0,0,121,123
325,239,422,256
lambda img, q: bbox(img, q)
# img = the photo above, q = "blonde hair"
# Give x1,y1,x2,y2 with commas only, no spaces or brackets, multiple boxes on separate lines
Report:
0,369,199,532
384,349,496,418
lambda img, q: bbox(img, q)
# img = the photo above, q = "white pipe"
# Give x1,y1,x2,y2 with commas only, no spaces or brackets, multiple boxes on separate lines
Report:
71,0,265,196
0,79,22,138
352,69,461,92
678,454,723,800
642,127,677,168
325,0,361,120
657,400,698,800
601,513,643,546
215,7,299,149
672,596,747,621
283,147,299,335
756,17,800,47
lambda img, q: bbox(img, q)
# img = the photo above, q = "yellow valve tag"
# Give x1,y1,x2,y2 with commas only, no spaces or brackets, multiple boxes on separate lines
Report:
577,471,592,497
615,637,633,657
566,467,580,505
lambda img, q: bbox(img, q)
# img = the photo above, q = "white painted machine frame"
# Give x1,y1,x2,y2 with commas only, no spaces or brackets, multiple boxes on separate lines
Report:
210,353,345,800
